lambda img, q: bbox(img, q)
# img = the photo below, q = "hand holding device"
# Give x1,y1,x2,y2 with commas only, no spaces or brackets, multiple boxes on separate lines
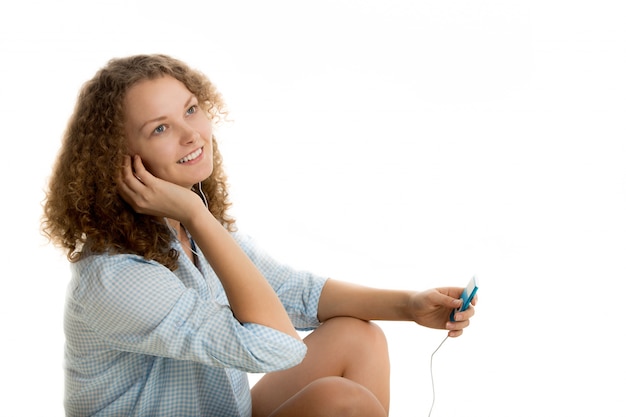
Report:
449,276,478,321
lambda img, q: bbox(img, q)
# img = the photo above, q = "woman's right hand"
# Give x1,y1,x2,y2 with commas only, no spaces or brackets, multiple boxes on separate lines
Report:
117,154,205,224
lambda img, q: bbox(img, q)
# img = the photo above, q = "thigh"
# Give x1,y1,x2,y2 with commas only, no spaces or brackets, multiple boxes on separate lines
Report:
251,317,390,417
265,376,387,417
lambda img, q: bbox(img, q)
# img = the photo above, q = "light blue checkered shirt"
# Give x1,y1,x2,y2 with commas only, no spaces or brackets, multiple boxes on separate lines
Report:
64,232,327,416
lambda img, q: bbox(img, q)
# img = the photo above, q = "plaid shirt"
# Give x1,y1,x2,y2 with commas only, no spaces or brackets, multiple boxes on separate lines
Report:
63,232,327,416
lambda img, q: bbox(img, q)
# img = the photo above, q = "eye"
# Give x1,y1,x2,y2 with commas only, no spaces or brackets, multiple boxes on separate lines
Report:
153,124,166,135
186,105,198,116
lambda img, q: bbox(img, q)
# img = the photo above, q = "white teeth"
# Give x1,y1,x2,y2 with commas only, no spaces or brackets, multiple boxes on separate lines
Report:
178,148,202,163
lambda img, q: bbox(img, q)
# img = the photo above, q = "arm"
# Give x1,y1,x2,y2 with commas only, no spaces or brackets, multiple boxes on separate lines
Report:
317,279,476,337
72,255,305,372
233,232,327,331
118,155,299,340
185,210,300,340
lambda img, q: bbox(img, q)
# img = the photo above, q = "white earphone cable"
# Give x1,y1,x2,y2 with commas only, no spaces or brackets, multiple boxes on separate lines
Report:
428,335,448,417
197,181,208,208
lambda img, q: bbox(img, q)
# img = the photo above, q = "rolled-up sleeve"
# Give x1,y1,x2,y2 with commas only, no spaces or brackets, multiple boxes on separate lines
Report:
68,254,307,373
233,232,329,331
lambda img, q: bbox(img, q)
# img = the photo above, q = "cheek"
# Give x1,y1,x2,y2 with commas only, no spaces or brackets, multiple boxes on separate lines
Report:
125,137,137,156
125,138,147,162
125,136,167,177
205,124,213,153
198,114,213,138
133,148,168,177
204,123,214,147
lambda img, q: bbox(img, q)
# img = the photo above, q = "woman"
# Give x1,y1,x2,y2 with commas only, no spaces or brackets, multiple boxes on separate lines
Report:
42,54,475,417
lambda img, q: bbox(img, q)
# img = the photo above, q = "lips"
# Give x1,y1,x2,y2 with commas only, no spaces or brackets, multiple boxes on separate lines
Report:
178,147,203,164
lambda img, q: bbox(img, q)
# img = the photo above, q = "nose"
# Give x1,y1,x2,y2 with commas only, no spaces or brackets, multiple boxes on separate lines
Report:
180,123,199,145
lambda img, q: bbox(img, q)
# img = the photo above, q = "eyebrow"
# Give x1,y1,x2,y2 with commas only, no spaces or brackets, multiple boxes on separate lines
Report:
138,94,197,133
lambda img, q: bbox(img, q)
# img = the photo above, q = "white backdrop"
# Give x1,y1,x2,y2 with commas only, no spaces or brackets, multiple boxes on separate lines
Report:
2,1,625,416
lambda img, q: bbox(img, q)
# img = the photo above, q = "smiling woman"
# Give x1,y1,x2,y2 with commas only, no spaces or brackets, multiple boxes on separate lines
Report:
42,54,234,271
41,54,475,417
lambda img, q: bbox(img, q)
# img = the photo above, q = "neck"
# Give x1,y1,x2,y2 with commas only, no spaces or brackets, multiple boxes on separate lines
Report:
165,217,197,263
165,218,183,236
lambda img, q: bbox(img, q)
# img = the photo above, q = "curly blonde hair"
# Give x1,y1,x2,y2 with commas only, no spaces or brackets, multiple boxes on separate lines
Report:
42,54,236,270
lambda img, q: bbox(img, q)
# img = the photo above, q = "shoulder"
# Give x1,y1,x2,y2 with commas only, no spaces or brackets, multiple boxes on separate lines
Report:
69,252,183,301
73,251,169,278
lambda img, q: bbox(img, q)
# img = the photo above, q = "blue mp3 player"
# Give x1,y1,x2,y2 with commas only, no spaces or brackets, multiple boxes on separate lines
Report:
450,276,478,321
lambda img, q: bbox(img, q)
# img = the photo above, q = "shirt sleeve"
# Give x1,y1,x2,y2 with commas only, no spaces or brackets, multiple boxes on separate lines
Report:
232,232,329,331
68,254,307,373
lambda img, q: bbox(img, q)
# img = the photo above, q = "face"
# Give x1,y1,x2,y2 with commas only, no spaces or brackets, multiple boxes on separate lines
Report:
123,75,214,188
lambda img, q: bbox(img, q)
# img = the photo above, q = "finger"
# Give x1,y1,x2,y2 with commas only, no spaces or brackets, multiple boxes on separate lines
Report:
437,290,463,310
119,155,141,183
131,154,151,184
436,287,465,306
120,155,138,181
451,304,475,323
447,329,464,338
461,303,476,319
120,154,131,175
471,294,478,306
121,155,150,192
118,156,145,198
446,316,470,335
444,286,464,299
118,162,137,195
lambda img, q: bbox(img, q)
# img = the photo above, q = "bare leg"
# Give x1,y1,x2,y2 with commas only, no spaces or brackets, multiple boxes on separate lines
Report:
265,376,386,417
251,317,390,417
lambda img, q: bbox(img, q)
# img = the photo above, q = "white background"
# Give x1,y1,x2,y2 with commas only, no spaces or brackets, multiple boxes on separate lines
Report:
2,1,625,416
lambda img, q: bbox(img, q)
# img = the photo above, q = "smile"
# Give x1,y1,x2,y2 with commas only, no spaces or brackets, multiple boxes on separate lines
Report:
178,147,203,164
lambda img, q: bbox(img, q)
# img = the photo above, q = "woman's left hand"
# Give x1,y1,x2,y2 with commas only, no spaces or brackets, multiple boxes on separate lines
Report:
407,288,477,337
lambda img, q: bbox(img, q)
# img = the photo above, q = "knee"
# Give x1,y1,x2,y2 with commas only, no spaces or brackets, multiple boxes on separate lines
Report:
326,317,389,353
358,320,387,348
303,376,387,417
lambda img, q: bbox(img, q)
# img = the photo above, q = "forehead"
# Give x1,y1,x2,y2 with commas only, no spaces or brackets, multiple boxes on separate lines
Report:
123,75,193,121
